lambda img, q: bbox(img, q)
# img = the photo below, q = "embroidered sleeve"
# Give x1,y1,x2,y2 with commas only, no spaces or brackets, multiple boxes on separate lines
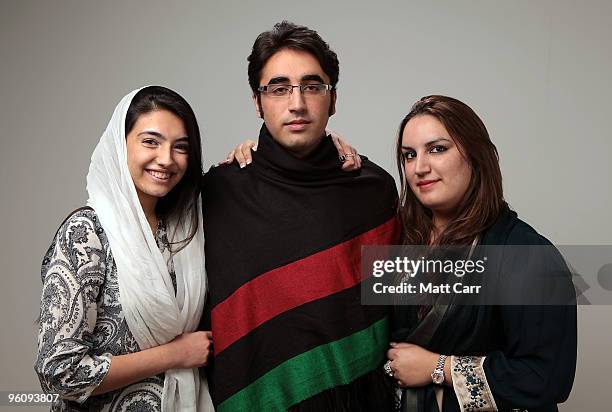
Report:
35,211,112,403
451,355,498,412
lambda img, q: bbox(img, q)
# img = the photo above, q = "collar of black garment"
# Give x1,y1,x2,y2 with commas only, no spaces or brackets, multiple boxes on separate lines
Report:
479,204,517,245
250,124,357,183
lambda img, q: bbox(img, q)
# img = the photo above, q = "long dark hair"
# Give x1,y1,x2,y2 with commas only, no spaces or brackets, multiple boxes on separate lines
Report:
396,95,505,246
125,86,203,253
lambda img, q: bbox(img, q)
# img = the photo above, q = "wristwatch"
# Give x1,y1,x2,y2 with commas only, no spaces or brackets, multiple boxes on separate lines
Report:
431,354,447,385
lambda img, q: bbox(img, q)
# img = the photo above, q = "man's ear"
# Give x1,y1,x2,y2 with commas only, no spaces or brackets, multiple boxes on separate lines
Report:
328,90,336,117
252,94,264,119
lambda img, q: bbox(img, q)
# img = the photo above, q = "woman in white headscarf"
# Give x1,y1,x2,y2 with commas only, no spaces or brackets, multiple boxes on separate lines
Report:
35,86,214,411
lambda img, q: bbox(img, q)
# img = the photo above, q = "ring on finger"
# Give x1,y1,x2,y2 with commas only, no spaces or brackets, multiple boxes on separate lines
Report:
383,360,394,377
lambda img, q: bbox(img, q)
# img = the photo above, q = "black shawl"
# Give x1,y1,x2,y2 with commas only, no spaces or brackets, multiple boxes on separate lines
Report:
202,125,400,411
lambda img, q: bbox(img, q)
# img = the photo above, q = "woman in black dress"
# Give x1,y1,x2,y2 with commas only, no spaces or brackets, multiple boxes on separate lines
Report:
384,95,577,412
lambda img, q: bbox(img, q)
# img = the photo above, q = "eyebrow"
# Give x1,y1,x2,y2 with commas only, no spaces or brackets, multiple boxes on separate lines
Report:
266,74,326,85
267,76,290,85
137,130,189,142
401,137,452,151
138,130,165,140
301,74,325,83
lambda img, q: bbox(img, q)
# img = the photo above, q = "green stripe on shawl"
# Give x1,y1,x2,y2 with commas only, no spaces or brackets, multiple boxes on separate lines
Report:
217,317,389,412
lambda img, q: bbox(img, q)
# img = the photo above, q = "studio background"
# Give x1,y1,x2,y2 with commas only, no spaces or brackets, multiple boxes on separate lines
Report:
1,1,610,410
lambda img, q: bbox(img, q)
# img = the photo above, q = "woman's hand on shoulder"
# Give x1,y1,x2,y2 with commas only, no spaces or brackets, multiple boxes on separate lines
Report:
328,129,361,171
167,331,213,369
219,140,257,168
217,130,361,172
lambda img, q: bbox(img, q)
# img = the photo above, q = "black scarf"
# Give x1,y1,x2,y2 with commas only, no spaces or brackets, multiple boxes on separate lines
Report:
203,125,400,411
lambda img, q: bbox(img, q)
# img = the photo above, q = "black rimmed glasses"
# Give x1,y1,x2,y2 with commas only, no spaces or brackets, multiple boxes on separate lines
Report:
257,83,334,98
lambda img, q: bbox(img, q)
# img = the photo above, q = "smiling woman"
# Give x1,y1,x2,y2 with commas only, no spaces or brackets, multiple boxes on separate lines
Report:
125,109,190,232
35,86,214,412
386,95,577,412
400,115,472,230
123,87,204,244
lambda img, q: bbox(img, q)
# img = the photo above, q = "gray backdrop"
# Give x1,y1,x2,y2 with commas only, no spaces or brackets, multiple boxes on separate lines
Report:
1,1,610,410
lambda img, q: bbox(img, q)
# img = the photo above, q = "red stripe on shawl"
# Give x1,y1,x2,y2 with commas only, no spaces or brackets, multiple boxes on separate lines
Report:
211,217,399,354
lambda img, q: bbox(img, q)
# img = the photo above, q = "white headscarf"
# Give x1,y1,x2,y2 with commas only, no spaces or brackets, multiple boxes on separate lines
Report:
86,87,213,411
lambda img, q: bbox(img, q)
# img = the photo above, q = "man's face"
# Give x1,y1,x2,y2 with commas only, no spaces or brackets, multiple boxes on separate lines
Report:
253,48,335,158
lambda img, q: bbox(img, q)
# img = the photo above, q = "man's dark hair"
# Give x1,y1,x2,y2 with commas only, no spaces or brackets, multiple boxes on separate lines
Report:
247,21,340,95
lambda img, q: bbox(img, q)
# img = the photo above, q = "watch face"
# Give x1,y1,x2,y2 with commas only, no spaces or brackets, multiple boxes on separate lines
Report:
432,371,444,384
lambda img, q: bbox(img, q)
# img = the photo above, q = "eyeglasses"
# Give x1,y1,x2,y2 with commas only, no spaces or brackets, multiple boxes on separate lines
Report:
257,83,334,98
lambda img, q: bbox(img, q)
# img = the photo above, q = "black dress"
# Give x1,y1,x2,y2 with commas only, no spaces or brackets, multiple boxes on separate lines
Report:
391,207,577,412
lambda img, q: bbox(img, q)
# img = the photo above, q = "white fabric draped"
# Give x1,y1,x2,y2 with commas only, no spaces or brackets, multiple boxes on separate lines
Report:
86,87,213,411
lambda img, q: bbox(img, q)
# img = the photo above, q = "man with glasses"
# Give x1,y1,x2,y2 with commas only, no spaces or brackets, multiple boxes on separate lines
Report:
202,21,399,411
